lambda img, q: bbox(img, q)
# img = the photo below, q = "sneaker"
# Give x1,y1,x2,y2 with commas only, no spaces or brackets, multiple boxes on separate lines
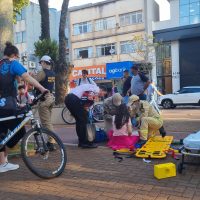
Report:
46,142,56,151
0,162,19,173
80,143,98,149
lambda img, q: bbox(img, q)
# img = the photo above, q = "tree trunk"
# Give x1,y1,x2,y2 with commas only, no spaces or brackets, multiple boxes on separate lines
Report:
55,0,71,105
0,0,13,57
38,0,50,40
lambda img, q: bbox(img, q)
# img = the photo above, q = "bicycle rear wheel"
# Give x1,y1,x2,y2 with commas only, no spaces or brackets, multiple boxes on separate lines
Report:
61,107,76,124
21,128,67,179
92,103,104,122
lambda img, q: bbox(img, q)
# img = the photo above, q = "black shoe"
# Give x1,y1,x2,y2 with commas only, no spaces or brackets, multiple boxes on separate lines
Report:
80,143,98,149
46,142,56,151
159,126,166,138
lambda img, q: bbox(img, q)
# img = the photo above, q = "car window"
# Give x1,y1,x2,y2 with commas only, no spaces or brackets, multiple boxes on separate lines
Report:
190,88,200,93
179,88,190,94
179,88,200,93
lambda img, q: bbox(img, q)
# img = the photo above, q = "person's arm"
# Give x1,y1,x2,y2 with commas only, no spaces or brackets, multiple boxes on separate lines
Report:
89,78,97,86
154,86,163,96
127,118,132,136
139,73,150,92
144,80,150,91
27,93,32,103
32,70,46,82
22,73,46,93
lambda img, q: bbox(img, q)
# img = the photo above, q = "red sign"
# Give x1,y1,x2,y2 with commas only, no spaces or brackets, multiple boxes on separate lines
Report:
70,65,106,80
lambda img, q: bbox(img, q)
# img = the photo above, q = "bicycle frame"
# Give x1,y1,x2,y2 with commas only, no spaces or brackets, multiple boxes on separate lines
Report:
0,110,39,149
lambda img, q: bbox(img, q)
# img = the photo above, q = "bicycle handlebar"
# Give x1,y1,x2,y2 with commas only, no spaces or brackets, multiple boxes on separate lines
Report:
29,91,49,107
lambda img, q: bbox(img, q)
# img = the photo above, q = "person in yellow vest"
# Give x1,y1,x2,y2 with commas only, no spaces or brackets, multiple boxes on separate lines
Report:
127,95,163,145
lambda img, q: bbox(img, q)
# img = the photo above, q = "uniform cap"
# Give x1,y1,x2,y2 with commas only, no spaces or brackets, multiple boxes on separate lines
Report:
127,95,139,107
39,55,52,63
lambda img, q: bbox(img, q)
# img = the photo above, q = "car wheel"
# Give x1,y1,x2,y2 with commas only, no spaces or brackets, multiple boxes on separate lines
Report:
162,99,173,109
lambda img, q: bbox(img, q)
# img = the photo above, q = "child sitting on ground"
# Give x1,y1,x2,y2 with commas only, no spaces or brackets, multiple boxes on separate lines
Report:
107,104,139,150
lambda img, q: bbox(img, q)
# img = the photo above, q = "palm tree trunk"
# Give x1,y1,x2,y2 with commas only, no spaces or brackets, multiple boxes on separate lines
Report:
55,0,71,105
38,0,50,40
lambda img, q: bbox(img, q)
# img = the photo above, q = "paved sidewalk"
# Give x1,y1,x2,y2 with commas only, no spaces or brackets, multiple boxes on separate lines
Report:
1,109,199,200
2,146,200,200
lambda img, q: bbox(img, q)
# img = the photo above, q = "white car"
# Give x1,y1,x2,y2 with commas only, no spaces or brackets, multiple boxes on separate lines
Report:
158,86,200,109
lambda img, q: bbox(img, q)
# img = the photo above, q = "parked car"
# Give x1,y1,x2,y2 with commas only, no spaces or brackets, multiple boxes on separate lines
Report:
158,86,200,109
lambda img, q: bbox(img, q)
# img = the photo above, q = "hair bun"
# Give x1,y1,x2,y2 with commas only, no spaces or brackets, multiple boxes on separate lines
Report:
5,41,13,47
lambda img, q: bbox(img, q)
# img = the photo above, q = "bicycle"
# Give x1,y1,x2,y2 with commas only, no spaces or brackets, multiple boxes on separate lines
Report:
0,92,67,179
61,103,104,125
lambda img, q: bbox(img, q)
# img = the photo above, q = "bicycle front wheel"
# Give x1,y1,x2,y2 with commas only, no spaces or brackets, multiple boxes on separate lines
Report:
21,128,67,179
92,103,104,122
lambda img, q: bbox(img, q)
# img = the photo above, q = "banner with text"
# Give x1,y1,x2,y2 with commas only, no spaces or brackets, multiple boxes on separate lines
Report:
70,65,106,80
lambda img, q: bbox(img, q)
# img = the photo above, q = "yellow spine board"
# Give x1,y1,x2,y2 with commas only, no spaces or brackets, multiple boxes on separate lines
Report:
136,136,174,158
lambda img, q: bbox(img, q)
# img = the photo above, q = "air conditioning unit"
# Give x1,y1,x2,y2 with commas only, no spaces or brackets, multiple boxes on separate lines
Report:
28,61,36,69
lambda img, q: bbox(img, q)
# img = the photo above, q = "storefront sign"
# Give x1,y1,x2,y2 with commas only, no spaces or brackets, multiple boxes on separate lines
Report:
70,65,106,80
106,61,133,79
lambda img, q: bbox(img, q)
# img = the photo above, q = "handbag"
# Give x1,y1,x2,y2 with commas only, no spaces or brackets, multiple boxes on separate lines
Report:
0,96,18,117
86,123,96,142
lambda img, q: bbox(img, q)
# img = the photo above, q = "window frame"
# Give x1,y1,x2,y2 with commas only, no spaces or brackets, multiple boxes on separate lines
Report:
73,21,92,35
120,41,135,54
96,43,116,57
120,10,143,27
95,16,116,31
74,46,93,59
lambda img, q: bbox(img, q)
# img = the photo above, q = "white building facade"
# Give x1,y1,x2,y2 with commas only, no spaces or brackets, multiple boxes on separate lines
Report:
153,0,200,94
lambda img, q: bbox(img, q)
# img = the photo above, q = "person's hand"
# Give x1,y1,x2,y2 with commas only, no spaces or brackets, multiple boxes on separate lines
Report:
41,88,49,94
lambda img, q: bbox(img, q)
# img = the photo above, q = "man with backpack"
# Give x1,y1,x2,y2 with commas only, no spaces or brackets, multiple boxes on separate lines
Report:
77,69,96,86
129,64,150,100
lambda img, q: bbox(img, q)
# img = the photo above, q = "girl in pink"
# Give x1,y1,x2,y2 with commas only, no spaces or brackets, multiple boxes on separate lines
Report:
107,104,139,150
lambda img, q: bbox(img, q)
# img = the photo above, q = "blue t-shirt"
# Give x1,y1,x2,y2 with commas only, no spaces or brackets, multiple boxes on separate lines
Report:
10,60,27,76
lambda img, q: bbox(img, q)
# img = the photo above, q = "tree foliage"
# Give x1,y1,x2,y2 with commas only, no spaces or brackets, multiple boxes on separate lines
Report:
13,0,29,22
34,39,59,63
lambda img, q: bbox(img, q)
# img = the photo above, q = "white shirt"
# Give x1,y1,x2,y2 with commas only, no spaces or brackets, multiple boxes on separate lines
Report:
76,78,96,86
70,84,100,99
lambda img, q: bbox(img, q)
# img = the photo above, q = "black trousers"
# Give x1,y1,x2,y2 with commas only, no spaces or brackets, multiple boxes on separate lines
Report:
65,94,88,144
0,118,26,152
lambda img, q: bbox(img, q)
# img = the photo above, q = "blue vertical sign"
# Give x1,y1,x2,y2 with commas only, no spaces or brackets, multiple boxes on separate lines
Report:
106,61,134,79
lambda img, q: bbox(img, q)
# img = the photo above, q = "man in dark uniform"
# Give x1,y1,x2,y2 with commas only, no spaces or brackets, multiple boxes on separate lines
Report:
33,55,55,149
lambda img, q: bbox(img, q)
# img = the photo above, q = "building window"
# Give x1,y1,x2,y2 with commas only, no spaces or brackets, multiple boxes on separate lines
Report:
73,21,92,35
120,41,135,54
180,0,200,26
74,47,93,59
120,11,143,26
16,9,25,21
96,43,116,57
22,31,26,43
15,31,26,44
95,17,116,31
